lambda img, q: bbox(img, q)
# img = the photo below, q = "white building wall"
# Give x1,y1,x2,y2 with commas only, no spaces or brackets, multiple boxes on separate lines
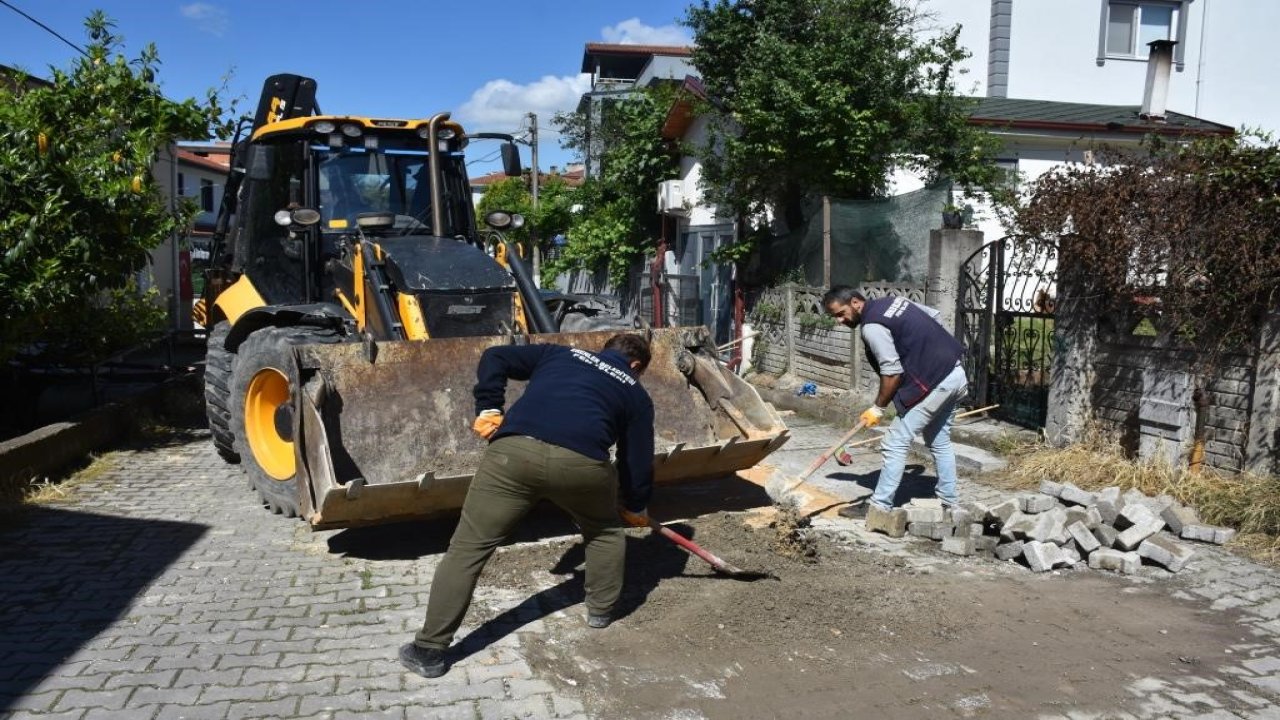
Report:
932,0,1278,134
676,114,735,227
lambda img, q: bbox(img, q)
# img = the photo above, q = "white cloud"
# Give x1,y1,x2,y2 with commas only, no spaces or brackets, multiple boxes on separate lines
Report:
456,74,592,132
600,18,692,46
179,3,229,37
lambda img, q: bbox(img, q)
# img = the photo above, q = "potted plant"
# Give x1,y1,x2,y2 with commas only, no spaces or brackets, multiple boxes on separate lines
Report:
941,201,964,229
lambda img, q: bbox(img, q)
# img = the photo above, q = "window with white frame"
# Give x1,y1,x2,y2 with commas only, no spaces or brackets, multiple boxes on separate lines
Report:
1103,1,1179,60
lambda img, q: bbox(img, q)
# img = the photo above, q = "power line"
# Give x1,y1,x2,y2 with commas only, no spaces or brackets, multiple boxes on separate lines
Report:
0,0,87,57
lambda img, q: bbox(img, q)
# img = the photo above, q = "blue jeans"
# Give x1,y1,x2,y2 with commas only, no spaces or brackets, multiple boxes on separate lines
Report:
870,365,968,510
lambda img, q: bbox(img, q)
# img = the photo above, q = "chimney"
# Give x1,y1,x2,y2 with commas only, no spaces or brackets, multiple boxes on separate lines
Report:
1140,39,1176,121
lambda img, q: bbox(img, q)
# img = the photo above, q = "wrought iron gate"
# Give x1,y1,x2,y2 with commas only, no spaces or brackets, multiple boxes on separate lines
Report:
956,238,1056,429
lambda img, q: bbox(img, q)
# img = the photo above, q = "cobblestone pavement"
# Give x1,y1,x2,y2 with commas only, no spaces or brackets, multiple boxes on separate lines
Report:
3,417,1280,719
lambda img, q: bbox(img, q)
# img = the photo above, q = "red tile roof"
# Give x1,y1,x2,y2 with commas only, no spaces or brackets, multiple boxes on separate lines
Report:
177,150,232,174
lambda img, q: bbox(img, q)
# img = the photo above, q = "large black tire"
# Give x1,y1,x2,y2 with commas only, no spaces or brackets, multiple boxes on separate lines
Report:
230,326,340,518
204,321,240,463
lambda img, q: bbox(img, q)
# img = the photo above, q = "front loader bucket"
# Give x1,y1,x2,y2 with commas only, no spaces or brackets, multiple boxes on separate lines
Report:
292,328,789,529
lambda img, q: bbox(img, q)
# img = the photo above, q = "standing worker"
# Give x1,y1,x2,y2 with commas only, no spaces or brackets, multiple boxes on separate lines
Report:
399,334,656,679
821,286,968,518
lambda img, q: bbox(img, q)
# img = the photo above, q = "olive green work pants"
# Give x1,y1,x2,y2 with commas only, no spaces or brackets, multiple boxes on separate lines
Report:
414,435,626,650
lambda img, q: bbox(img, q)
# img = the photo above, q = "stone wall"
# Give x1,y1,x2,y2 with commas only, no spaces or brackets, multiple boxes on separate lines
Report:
1047,303,1280,476
1090,338,1256,471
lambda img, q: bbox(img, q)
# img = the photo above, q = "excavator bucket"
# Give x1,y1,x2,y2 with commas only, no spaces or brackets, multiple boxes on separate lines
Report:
291,327,790,529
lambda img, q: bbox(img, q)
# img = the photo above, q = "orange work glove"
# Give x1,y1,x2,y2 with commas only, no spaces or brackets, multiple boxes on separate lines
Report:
472,409,503,440
619,508,650,528
859,405,886,428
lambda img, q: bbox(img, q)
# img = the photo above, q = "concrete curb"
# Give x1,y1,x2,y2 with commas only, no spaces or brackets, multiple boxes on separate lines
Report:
0,372,201,487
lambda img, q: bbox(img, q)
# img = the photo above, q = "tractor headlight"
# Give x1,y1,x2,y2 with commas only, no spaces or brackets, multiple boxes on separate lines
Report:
341,123,363,138
312,120,336,134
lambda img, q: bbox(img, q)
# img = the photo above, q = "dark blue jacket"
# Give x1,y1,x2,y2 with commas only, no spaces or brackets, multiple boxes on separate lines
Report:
860,296,964,414
473,344,655,511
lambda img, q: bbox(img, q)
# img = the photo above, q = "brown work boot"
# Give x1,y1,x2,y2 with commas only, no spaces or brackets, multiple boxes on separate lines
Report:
838,501,868,519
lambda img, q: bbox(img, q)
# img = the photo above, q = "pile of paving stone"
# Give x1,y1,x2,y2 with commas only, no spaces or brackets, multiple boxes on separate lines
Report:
863,480,1237,574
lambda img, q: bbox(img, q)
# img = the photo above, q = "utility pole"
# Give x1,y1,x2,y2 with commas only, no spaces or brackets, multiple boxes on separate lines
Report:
527,112,541,285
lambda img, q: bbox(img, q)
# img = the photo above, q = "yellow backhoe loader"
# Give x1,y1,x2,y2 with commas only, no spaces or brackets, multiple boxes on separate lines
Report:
195,74,789,529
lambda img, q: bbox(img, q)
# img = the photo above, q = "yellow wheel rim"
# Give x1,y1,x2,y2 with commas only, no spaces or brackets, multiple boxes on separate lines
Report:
245,367,294,480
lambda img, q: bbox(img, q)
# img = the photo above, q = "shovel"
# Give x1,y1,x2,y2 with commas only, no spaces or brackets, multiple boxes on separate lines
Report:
644,517,777,581
778,404,1002,499
778,419,870,498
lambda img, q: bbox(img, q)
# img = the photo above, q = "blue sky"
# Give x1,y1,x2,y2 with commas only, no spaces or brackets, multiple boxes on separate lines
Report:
0,0,696,174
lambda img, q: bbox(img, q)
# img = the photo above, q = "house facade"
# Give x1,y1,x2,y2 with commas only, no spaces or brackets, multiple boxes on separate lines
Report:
940,0,1278,135
148,141,231,329
573,43,741,342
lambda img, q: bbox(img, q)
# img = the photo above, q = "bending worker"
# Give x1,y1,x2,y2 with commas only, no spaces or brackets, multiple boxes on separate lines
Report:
822,286,968,518
400,334,656,679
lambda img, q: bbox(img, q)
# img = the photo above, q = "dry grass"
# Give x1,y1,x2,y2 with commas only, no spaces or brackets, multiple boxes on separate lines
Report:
996,427,1280,565
0,452,117,513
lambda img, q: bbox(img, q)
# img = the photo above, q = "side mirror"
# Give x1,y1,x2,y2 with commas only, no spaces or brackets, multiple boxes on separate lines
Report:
501,143,522,178
273,208,321,227
484,210,525,231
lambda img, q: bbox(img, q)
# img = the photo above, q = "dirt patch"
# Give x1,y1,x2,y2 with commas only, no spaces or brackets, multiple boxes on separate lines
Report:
481,511,1248,719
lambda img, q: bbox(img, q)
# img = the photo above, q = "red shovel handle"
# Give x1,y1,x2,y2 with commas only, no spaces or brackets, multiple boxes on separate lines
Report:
646,518,743,574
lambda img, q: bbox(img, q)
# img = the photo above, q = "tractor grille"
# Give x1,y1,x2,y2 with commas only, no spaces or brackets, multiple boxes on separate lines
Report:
419,290,514,338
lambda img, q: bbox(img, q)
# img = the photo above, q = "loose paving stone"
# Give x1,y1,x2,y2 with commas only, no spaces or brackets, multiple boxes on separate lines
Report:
1089,548,1142,575
987,499,1021,525
1162,504,1201,535
865,505,908,538
973,536,999,553
1068,521,1101,554
941,536,976,556
1093,525,1120,549
1138,535,1196,572
1183,524,1239,545
1039,480,1065,497
1096,487,1126,525
1058,483,1097,507
994,540,1025,561
908,522,948,541
1001,511,1036,541
1026,507,1068,544
1062,546,1083,566
1116,517,1166,551
1020,494,1058,514
1023,541,1063,573
905,506,946,524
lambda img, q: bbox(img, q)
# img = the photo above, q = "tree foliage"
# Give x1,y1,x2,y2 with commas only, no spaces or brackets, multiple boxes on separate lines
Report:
548,86,680,285
0,12,233,363
475,174,576,253
1008,133,1280,354
685,0,998,237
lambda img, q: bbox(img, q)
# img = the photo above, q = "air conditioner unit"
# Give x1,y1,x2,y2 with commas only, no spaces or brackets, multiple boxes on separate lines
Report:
657,179,687,216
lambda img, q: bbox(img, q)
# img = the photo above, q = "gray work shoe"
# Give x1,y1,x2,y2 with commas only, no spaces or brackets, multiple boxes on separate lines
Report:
587,613,612,629
399,643,447,678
